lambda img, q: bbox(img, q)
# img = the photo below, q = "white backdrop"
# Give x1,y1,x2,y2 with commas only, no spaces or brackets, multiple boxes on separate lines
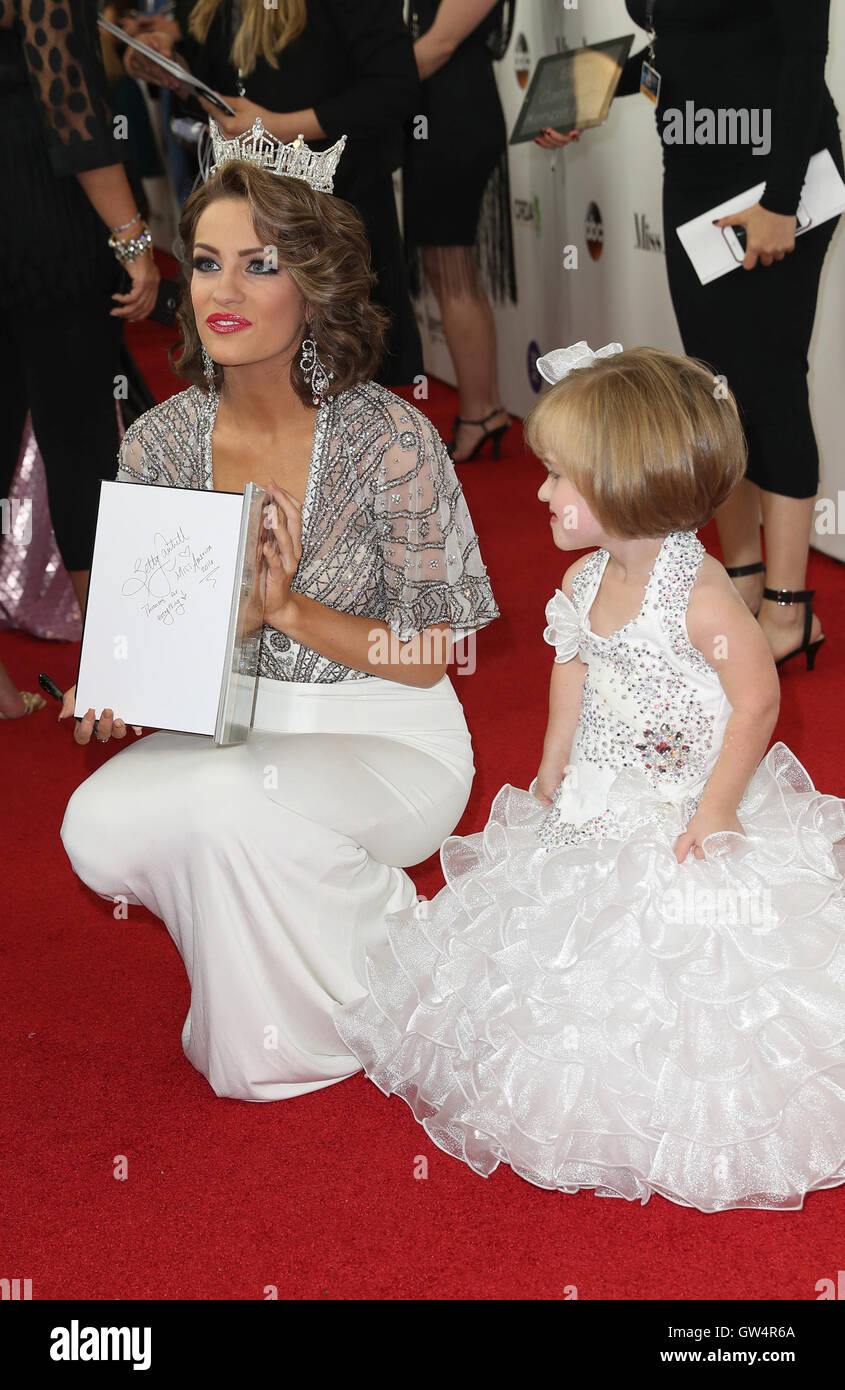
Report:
414,0,845,560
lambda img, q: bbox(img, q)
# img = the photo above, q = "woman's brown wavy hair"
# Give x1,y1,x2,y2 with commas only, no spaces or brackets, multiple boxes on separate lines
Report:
170,160,388,405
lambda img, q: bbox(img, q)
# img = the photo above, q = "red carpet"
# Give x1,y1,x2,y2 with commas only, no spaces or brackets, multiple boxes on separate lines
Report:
2,304,844,1300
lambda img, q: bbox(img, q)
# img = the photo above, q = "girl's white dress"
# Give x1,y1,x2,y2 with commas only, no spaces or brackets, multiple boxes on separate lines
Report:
335,530,845,1212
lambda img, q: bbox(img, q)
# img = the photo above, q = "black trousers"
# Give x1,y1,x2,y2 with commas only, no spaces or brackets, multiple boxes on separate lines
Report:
0,295,123,572
663,169,842,500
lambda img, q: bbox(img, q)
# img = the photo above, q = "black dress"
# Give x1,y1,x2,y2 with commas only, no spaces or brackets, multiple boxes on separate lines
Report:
173,0,424,385
619,0,843,499
403,0,516,302
0,0,127,572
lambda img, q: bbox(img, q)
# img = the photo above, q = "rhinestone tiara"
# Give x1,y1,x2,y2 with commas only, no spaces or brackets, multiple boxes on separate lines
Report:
207,118,347,194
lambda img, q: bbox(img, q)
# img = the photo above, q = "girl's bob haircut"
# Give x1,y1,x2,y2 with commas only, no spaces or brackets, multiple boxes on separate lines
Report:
523,346,747,537
171,160,389,405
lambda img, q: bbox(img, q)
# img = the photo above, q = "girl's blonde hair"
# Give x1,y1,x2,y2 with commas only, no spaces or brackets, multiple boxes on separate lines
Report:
523,346,747,537
188,0,306,77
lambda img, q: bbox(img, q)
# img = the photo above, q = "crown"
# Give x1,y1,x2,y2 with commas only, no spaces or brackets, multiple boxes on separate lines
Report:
207,118,347,194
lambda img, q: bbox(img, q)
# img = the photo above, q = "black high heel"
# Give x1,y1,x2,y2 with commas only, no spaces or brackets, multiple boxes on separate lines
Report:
726,560,764,616
447,408,511,462
762,586,826,671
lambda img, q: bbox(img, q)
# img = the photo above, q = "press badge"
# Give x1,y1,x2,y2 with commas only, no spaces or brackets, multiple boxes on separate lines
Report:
640,60,661,103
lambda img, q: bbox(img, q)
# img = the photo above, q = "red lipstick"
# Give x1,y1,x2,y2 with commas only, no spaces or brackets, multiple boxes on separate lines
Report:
206,313,252,334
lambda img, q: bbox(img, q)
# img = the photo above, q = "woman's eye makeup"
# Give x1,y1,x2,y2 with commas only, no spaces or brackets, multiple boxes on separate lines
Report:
190,255,279,275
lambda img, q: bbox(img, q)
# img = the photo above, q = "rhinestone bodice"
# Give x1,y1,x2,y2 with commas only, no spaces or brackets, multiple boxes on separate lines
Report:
539,531,733,847
116,382,499,683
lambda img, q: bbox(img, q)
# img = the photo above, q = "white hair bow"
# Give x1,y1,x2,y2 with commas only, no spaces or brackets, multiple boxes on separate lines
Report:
536,341,624,384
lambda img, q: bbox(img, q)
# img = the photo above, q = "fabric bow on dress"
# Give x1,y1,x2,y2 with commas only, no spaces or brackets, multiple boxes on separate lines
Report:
542,589,581,663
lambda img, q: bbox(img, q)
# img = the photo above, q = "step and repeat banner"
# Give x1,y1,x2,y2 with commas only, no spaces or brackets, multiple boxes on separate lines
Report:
413,0,845,561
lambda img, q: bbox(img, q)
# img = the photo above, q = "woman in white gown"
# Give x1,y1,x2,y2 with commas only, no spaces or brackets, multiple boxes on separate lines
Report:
59,128,499,1101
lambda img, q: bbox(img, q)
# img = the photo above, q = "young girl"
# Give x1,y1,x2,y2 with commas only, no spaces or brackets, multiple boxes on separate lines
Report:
334,343,845,1213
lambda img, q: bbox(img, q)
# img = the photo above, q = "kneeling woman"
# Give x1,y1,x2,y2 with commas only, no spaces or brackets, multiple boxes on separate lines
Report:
60,153,499,1101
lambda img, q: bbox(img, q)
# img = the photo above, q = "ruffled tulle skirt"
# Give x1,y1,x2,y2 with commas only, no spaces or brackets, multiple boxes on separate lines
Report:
333,743,845,1211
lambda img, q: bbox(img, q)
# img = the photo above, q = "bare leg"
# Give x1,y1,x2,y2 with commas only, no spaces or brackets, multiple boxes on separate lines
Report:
68,569,88,616
713,477,764,612
422,246,509,462
757,491,822,661
0,656,27,719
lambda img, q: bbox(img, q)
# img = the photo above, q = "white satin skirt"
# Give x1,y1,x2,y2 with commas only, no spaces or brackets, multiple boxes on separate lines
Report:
60,674,474,1101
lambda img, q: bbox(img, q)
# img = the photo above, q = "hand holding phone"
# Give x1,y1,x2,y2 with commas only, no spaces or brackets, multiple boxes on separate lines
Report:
720,202,812,264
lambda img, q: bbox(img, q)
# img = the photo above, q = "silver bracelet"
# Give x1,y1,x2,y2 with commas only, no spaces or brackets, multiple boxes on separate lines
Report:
110,212,142,235
108,224,153,264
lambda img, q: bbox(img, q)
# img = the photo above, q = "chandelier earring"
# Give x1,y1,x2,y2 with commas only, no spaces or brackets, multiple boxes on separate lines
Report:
299,331,333,407
201,344,218,392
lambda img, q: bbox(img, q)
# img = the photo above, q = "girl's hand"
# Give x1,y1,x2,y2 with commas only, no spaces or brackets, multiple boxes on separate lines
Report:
534,128,580,149
59,685,142,743
110,251,160,322
197,96,270,137
262,480,303,632
533,755,570,806
674,808,745,863
713,203,797,269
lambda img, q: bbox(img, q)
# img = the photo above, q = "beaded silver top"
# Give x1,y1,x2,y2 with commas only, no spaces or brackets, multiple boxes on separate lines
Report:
116,382,499,683
538,530,733,848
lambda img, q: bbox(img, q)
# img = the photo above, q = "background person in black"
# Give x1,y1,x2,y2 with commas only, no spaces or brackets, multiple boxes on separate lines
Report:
0,0,159,719
539,0,843,669
403,0,516,464
126,0,424,386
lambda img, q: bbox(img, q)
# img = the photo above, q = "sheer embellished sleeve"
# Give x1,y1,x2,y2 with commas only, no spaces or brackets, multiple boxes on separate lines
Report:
115,425,151,484
542,589,581,663
114,390,208,488
368,397,499,642
17,0,126,176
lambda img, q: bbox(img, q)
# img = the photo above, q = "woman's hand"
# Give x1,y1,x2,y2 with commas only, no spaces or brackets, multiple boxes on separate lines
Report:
59,685,143,744
261,480,303,633
120,15,181,45
713,203,797,269
534,127,580,150
110,250,160,322
124,30,190,94
533,754,570,806
197,96,272,137
674,807,745,863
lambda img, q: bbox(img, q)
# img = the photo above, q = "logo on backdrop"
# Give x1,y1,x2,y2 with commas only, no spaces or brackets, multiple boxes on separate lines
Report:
527,341,543,393
513,195,541,236
585,201,604,260
514,33,531,89
633,211,663,253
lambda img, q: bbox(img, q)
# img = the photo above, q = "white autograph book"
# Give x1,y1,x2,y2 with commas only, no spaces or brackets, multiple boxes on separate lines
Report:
676,149,845,285
74,481,268,744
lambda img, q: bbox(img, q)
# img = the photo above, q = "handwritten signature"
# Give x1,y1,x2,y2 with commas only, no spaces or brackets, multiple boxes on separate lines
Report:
122,531,221,623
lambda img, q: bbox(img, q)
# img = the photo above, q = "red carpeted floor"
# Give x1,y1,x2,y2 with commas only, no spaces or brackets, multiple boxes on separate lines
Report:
2,306,844,1301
